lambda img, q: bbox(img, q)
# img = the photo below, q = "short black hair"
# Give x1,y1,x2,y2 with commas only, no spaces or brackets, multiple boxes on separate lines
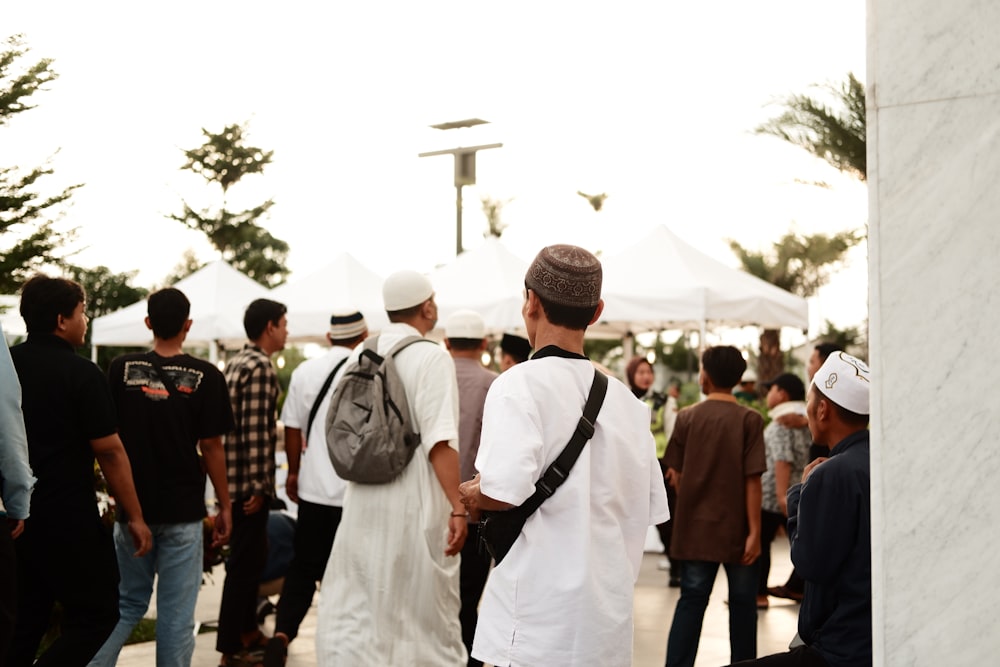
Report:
243,299,287,340
701,345,747,389
529,284,597,331
147,288,191,340
19,274,85,335
387,302,425,323
500,333,531,363
814,342,843,363
814,386,869,427
447,337,483,352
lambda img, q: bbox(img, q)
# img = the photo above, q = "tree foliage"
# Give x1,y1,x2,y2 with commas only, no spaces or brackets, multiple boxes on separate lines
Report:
0,35,80,293
170,123,288,287
730,229,862,382
728,230,861,299
481,196,510,238
66,264,148,367
756,72,867,181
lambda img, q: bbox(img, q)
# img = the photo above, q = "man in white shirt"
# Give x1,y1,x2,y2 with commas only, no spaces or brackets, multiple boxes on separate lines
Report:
460,244,670,667
263,311,367,667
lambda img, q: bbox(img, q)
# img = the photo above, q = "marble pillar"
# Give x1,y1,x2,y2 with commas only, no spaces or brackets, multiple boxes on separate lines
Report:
868,0,1000,664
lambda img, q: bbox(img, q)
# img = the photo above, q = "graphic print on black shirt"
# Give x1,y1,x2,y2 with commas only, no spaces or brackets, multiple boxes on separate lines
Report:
121,359,205,400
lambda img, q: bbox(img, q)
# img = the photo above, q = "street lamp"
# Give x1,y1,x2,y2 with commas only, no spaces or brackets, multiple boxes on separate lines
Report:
418,118,502,256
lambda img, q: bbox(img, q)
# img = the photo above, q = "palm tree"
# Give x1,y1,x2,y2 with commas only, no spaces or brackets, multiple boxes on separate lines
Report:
729,230,861,381
756,72,866,181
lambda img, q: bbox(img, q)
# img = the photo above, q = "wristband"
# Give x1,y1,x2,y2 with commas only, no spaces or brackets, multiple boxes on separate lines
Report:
451,511,469,518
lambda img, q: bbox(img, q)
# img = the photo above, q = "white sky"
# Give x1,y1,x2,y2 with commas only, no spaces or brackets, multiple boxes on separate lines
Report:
5,1,868,339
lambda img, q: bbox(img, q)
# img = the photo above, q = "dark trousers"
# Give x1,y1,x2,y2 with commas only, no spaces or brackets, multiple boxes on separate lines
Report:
459,522,491,667
6,517,120,667
729,645,829,666
758,510,785,595
0,524,16,663
274,500,342,642
665,559,759,667
217,497,269,655
656,474,679,572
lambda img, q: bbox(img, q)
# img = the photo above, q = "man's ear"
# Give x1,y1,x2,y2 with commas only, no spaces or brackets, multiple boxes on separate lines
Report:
144,316,153,332
183,319,192,333
588,299,605,325
523,290,541,319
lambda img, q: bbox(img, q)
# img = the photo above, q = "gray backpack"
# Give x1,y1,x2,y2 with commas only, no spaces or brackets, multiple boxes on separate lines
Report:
326,335,431,484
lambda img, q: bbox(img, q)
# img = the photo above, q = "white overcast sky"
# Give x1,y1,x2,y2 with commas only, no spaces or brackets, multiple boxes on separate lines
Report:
5,1,868,335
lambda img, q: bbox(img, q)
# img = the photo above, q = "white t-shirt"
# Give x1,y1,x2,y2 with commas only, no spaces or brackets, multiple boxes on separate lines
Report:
279,345,353,506
473,351,670,667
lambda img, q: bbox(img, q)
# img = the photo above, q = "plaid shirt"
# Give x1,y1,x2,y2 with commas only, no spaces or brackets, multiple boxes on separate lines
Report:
223,343,278,500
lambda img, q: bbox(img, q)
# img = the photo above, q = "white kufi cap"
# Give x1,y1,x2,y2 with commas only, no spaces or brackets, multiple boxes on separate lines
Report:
812,351,871,415
445,309,485,339
382,270,434,311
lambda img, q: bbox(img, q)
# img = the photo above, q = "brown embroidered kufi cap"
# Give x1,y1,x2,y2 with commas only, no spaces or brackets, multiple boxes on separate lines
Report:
525,244,602,308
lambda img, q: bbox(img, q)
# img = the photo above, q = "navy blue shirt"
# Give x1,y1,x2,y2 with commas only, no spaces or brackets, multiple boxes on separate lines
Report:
10,334,118,528
787,429,871,667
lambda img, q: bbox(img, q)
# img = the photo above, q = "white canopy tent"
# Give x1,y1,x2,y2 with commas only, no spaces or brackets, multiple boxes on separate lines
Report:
90,260,271,360
432,236,529,335
270,252,388,342
596,225,809,338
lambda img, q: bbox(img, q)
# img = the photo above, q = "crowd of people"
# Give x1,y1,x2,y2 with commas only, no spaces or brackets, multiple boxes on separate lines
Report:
0,246,872,667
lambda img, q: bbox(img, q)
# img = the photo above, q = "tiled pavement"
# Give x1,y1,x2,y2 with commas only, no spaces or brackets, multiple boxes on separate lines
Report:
117,539,800,666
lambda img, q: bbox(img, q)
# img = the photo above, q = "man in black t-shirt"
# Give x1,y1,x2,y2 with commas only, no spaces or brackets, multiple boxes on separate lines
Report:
91,287,234,667
7,274,152,667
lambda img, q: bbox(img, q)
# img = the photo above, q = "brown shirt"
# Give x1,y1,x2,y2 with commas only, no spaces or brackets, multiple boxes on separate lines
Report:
664,396,765,563
453,357,498,484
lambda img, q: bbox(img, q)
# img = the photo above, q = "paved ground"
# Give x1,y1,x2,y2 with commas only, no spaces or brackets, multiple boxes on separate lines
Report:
117,539,800,666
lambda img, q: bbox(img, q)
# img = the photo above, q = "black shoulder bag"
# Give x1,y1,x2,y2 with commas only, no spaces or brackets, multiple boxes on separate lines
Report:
146,352,183,399
306,357,348,441
478,369,608,564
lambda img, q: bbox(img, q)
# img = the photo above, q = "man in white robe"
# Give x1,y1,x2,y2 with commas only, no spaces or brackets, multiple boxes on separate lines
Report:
460,244,669,667
316,270,468,666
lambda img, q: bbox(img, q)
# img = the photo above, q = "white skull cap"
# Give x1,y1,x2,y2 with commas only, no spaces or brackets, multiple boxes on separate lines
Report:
812,351,871,415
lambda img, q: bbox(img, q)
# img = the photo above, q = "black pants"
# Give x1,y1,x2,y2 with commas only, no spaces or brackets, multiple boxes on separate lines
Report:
729,645,829,666
459,522,491,667
6,517,120,667
758,510,786,595
274,500,342,642
0,524,17,663
217,497,269,655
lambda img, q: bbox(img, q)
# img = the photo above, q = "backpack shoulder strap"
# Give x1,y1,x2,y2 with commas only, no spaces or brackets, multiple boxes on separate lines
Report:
306,356,350,440
386,335,435,358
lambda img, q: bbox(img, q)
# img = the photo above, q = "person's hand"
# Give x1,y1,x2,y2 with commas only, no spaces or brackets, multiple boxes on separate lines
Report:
211,505,232,547
285,473,299,504
458,475,482,521
741,532,761,565
128,518,153,557
8,518,24,539
778,497,788,517
802,457,828,484
775,413,809,429
665,467,680,490
243,494,265,515
445,514,468,556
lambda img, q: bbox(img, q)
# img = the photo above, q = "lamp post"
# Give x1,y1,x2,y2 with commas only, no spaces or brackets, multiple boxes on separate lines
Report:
418,118,502,256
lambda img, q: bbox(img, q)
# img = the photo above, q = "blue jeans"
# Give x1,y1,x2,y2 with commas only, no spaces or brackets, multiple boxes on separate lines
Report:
89,521,204,667
665,559,759,667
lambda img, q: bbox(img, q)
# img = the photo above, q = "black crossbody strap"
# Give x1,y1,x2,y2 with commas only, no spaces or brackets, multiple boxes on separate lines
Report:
306,357,349,440
519,369,608,516
146,353,183,400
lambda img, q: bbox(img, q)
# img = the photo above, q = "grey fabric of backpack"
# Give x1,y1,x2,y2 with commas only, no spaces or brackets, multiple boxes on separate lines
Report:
326,334,431,484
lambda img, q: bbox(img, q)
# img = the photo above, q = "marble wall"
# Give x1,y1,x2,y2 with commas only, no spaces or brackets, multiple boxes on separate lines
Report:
868,0,1000,664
